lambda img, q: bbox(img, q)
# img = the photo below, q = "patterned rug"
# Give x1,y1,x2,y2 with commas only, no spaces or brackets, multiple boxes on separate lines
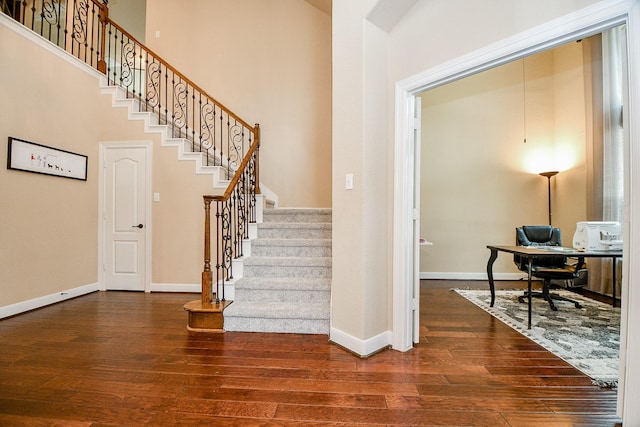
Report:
454,288,620,388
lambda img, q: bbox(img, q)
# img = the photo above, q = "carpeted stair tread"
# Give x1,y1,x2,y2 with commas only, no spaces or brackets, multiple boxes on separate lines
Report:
258,222,331,229
235,277,331,291
264,208,332,215
243,256,332,267
224,301,329,320
251,238,331,247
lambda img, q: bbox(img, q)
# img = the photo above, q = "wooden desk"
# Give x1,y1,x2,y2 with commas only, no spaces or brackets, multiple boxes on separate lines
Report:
486,245,623,329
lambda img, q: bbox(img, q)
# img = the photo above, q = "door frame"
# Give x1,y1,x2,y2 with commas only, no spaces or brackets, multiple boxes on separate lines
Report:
392,0,640,420
98,141,153,292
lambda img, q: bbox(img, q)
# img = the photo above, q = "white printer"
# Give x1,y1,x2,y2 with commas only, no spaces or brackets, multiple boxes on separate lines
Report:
572,221,623,251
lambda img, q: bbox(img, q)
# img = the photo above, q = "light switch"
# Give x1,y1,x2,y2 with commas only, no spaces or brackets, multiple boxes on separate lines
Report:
153,192,160,202
155,30,161,38
345,173,353,190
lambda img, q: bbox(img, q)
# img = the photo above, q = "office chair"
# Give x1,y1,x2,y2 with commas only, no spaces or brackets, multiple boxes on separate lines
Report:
514,225,586,311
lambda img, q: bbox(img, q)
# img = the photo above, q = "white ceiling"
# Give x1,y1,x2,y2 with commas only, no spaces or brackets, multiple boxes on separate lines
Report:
367,0,419,33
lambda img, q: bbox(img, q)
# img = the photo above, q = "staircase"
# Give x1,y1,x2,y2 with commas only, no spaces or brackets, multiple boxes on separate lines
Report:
2,0,332,335
224,208,332,334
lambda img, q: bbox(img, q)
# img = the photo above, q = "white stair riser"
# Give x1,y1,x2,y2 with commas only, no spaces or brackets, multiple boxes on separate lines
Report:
224,317,329,334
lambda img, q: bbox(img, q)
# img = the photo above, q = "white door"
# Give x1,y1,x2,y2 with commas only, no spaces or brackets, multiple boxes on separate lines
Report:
103,146,148,291
412,97,422,344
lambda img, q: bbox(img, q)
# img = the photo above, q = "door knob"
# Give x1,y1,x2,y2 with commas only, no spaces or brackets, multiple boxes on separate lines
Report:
132,224,144,229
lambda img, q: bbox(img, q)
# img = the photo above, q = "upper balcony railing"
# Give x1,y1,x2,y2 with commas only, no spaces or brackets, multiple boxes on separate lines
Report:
2,0,260,306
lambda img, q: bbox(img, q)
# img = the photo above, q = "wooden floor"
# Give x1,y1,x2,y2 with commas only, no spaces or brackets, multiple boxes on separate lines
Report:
0,281,621,426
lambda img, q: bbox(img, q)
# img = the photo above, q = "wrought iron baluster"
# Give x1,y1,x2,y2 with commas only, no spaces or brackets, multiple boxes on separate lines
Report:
85,0,92,62
88,0,95,66
223,197,233,284
215,201,222,304
220,113,226,176
163,67,168,125
136,47,143,101
120,33,136,98
28,0,34,31
237,174,246,252
191,88,196,151
116,30,123,86
39,0,49,39
198,94,203,156
55,0,62,47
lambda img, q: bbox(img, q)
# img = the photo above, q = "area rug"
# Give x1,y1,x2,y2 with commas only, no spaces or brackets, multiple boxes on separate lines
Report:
454,288,620,388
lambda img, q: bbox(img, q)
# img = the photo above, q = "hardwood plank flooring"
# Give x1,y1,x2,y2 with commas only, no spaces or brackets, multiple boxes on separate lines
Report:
0,281,621,426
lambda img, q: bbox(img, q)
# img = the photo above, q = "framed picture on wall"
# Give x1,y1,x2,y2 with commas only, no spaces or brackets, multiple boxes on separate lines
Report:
7,137,88,181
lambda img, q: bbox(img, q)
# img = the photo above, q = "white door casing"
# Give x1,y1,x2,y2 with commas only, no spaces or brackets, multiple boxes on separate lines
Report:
412,97,422,344
100,143,152,292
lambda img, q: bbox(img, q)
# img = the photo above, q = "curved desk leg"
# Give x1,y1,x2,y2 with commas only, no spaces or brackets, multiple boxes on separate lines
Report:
527,257,533,330
486,248,498,307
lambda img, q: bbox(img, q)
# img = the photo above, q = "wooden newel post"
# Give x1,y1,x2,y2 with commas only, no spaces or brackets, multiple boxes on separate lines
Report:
97,1,108,73
202,196,213,307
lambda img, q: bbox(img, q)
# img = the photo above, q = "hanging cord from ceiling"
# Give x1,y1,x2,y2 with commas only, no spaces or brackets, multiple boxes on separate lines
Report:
522,57,527,144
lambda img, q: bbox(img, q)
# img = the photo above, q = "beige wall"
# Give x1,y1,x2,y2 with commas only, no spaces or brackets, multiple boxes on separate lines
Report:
144,0,332,208
331,0,602,347
109,0,147,43
0,25,100,306
0,22,224,307
419,42,588,276
552,41,589,239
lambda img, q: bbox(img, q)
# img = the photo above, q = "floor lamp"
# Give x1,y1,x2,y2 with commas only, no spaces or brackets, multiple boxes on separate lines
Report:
539,171,558,225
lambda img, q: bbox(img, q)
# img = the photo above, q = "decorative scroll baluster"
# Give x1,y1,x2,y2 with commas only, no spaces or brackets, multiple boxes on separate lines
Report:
214,201,222,304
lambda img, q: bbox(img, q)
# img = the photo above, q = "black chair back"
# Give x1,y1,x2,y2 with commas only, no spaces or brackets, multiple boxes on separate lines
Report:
514,225,566,270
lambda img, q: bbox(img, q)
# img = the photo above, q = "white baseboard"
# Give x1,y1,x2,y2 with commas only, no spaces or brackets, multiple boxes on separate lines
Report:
420,272,527,280
329,327,392,357
0,282,100,319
